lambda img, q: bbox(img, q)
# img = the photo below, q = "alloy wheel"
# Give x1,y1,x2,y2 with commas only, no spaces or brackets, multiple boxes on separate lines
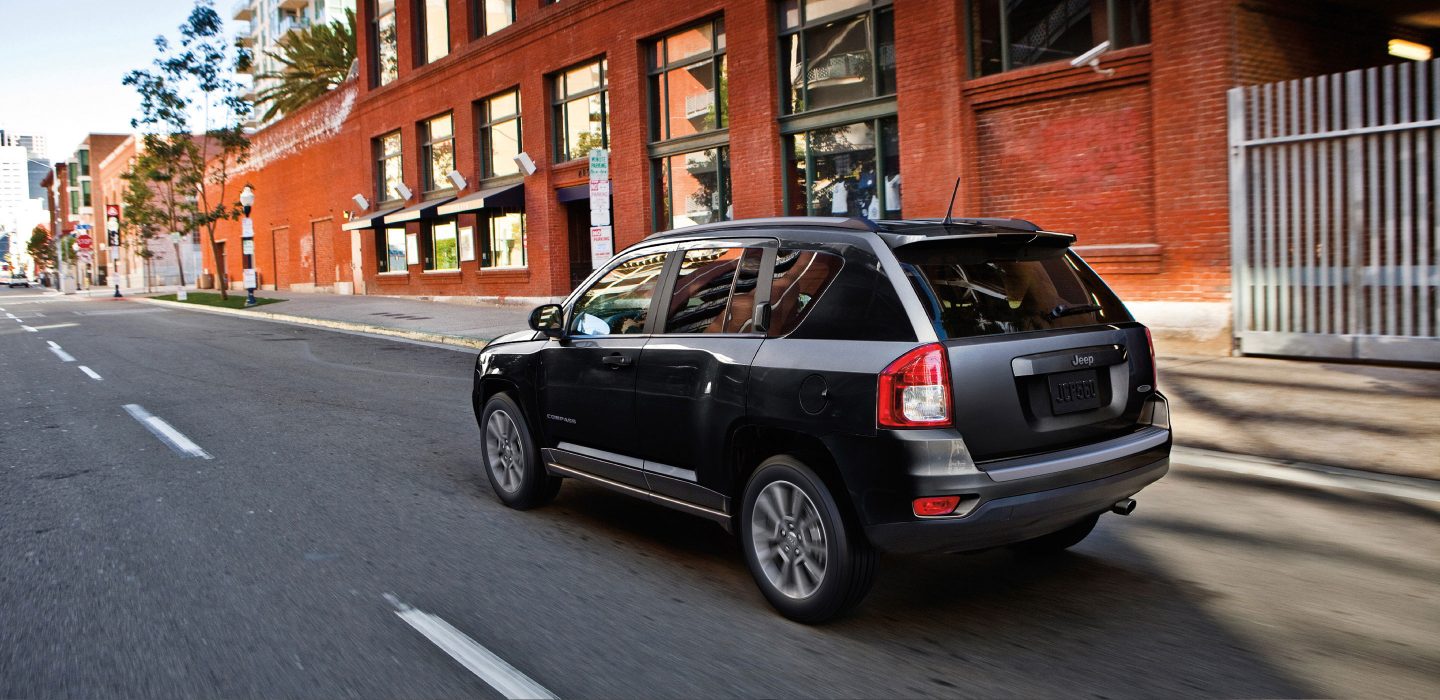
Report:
750,479,828,599
485,409,525,494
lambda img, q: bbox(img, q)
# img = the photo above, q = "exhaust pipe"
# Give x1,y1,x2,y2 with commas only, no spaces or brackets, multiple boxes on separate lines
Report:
1110,498,1136,516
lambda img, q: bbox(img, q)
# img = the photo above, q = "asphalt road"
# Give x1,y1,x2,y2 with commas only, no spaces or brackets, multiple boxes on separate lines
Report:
2,288,1437,699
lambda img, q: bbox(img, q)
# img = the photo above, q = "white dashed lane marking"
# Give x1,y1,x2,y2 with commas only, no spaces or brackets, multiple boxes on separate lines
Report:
48,343,75,361
122,404,212,459
384,594,558,700
78,366,103,381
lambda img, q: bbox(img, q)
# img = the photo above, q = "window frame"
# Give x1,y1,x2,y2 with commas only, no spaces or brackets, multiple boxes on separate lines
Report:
654,243,774,337
426,218,461,271
371,0,399,87
965,0,1150,77
417,0,450,66
778,0,895,116
471,0,516,38
378,225,409,273
551,58,610,164
647,18,728,142
651,145,732,233
648,18,732,232
477,89,522,180
482,210,528,269
375,130,404,206
420,112,456,197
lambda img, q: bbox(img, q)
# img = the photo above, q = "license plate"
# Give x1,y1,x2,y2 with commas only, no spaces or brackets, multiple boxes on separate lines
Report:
1048,369,1101,415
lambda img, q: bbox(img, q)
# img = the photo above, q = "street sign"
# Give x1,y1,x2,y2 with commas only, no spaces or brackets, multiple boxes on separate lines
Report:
107,232,120,247
588,149,609,182
241,218,254,238
243,268,258,289
105,204,120,219
76,233,93,250
590,225,614,266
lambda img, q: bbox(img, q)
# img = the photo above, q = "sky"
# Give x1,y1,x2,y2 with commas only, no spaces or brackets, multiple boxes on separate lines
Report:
0,0,244,162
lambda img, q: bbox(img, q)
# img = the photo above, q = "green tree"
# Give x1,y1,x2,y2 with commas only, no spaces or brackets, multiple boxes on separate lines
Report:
121,142,196,291
27,225,55,273
253,9,356,122
124,0,252,300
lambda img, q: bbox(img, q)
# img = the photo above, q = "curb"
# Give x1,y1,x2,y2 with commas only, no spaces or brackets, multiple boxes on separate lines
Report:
132,296,492,350
1171,445,1440,504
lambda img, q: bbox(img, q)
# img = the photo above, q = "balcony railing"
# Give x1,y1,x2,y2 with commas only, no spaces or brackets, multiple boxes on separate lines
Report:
806,50,871,85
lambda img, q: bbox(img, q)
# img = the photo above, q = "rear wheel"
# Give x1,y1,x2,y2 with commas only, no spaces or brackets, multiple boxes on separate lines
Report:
739,455,875,623
1008,513,1100,555
480,393,560,509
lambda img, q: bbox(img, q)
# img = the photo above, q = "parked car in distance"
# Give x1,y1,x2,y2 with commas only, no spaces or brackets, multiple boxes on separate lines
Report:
8,273,31,288
472,216,1171,623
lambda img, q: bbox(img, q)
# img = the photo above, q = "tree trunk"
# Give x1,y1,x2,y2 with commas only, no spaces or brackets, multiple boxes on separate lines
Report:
173,241,187,288
208,232,228,300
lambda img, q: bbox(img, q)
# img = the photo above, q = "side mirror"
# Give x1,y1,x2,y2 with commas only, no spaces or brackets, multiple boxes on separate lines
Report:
753,302,773,334
529,303,566,340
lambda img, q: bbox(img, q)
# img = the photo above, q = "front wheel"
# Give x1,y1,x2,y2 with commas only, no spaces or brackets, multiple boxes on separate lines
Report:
739,455,876,623
479,393,560,509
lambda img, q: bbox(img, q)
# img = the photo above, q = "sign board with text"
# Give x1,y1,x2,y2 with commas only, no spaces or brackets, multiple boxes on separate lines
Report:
587,149,609,182
76,233,93,250
243,268,258,289
590,225,614,266
241,217,254,238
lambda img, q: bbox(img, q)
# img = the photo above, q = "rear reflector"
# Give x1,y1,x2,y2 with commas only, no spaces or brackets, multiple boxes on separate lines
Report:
913,496,962,517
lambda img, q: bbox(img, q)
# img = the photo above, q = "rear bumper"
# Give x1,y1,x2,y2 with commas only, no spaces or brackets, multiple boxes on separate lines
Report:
864,456,1168,554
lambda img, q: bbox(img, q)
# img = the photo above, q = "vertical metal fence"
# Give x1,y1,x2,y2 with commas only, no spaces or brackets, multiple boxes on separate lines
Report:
1228,60,1439,364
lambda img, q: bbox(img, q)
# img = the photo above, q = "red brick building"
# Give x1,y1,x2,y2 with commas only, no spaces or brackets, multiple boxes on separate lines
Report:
208,0,1436,351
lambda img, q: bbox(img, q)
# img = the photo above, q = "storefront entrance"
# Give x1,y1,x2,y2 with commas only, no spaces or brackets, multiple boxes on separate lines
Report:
565,200,593,292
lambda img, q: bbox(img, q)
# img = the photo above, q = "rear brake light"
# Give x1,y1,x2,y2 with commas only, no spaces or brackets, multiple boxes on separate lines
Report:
913,496,962,517
1144,327,1157,390
878,343,952,428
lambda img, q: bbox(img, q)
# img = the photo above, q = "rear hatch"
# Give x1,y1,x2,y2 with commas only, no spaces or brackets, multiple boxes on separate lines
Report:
892,232,1156,464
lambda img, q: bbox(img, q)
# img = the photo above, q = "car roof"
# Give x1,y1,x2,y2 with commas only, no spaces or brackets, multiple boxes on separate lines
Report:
643,216,1075,248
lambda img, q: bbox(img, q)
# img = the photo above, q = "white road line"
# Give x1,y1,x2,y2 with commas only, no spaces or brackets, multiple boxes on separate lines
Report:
48,345,74,361
1173,446,1440,504
47,340,60,348
122,404,213,459
30,323,79,331
78,366,103,381
384,594,558,700
4,312,14,318
22,325,38,332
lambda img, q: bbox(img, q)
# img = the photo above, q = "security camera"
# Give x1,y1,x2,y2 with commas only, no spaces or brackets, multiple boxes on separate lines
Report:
514,151,537,176
352,193,369,211
1070,40,1114,77
394,182,413,201
447,170,467,190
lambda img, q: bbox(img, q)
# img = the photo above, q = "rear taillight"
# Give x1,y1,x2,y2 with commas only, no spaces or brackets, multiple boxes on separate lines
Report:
878,343,952,428
1144,327,1157,390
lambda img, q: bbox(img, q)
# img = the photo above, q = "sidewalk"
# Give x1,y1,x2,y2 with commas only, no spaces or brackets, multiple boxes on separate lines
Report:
131,291,1439,482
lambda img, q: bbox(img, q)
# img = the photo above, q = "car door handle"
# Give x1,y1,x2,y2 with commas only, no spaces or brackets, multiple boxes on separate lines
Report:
601,354,633,368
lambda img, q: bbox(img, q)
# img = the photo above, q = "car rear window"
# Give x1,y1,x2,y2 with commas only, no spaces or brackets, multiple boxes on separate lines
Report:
899,249,1131,339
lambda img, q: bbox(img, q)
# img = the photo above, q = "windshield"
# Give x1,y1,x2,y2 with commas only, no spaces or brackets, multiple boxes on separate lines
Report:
900,250,1131,339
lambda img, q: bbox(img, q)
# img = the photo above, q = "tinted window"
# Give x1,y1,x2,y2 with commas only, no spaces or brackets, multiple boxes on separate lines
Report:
900,250,1132,339
768,249,843,336
663,247,762,334
570,252,669,336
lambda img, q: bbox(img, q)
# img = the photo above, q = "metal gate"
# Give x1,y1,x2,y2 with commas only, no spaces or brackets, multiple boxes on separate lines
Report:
1227,59,1439,364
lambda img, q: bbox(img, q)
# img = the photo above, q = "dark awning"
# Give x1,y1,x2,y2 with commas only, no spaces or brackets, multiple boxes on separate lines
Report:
556,184,590,203
436,182,525,216
383,196,457,225
341,206,401,231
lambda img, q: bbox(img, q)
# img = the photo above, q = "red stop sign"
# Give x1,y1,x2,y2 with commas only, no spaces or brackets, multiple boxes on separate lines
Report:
77,233,93,250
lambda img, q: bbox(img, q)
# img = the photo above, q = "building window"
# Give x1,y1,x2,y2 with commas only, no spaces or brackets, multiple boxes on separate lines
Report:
649,19,727,140
81,180,92,208
78,149,91,177
780,0,895,114
67,162,77,187
485,212,526,268
421,113,455,196
373,0,399,86
478,90,521,179
380,226,407,272
552,59,608,163
70,190,80,212
655,147,730,231
785,116,901,218
473,0,514,37
419,0,450,64
375,131,404,204
969,0,1150,76
428,219,460,270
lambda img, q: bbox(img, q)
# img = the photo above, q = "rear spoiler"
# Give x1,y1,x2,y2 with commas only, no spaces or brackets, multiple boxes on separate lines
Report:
879,229,1077,262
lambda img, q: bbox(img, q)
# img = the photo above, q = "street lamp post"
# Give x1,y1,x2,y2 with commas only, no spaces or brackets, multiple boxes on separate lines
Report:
239,186,257,307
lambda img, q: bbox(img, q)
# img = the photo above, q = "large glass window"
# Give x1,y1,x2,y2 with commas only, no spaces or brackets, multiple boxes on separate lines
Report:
485,212,526,268
473,0,514,37
769,249,844,336
478,90,521,178
373,0,398,86
380,226,407,272
78,149,91,176
570,251,669,336
422,113,455,196
649,19,727,140
70,190,80,213
375,131,404,204
428,219,459,270
663,247,762,334
654,147,730,231
552,59,609,163
420,0,449,64
786,116,901,218
780,0,894,114
970,0,1150,76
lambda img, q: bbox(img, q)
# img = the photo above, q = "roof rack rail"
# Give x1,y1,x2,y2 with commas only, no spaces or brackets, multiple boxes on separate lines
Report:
645,216,877,240
899,217,1041,232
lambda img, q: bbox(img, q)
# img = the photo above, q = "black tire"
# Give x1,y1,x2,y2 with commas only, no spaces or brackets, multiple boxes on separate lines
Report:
1008,513,1100,555
739,455,876,623
479,393,560,509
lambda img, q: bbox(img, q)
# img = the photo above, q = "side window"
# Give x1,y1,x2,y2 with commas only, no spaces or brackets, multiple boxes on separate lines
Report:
768,249,843,337
663,247,763,334
570,252,669,336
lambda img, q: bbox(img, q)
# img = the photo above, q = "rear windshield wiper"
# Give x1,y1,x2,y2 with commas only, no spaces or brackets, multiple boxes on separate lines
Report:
1047,303,1103,320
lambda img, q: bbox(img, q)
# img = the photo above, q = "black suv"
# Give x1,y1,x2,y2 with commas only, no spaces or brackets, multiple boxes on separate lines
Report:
472,216,1170,622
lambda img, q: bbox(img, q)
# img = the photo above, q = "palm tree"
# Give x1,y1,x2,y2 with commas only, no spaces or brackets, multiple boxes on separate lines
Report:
252,9,356,122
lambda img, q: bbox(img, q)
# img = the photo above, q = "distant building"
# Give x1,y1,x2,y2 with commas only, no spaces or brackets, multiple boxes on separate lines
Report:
0,129,50,203
234,0,357,127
